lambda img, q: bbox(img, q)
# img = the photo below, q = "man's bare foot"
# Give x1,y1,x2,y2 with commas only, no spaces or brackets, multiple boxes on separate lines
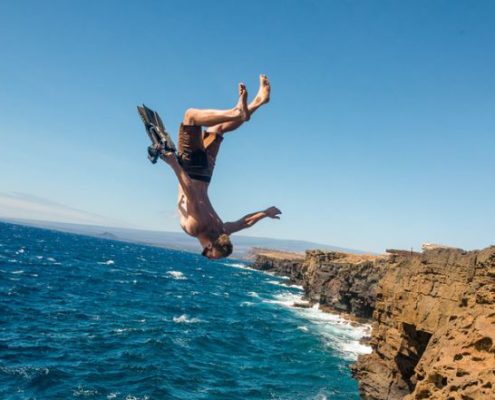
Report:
253,74,270,105
236,83,250,121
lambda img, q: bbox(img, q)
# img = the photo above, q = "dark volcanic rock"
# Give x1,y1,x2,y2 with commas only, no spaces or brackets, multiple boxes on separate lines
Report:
251,250,387,319
302,251,389,319
251,253,306,285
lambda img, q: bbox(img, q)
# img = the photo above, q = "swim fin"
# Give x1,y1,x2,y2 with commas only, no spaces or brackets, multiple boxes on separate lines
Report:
137,104,177,164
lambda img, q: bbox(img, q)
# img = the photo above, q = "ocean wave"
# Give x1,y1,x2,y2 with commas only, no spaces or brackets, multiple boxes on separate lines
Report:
172,314,203,324
222,262,253,270
266,279,304,290
264,291,372,360
73,385,98,397
166,271,186,280
98,259,115,265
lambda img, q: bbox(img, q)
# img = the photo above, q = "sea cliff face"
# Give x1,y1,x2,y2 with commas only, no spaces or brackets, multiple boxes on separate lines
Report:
251,250,387,319
251,246,495,400
353,246,495,400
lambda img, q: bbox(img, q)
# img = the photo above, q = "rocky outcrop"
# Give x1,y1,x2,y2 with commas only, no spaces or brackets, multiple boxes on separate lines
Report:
252,246,495,399
251,252,306,285
352,246,495,400
302,251,389,320
252,250,387,319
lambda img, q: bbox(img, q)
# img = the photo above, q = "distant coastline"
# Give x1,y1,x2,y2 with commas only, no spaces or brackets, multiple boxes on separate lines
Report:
0,217,368,259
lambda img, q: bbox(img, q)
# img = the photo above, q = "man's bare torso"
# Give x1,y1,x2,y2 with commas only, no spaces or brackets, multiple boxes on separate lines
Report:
177,182,223,237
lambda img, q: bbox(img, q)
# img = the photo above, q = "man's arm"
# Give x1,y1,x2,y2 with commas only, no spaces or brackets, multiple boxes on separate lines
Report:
224,207,282,235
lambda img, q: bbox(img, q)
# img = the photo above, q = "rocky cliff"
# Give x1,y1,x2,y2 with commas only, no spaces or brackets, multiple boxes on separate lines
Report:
252,246,495,399
251,251,306,285
352,246,495,400
251,250,387,319
302,251,389,320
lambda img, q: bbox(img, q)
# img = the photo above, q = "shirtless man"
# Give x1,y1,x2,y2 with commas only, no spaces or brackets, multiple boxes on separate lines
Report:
152,75,281,259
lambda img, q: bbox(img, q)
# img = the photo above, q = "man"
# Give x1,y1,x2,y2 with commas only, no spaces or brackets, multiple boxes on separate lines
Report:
138,74,281,259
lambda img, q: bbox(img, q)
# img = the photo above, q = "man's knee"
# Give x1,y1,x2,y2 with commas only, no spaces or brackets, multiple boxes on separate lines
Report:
183,108,197,125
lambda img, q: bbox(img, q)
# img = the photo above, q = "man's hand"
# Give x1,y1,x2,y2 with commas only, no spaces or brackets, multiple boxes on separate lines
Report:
265,206,282,219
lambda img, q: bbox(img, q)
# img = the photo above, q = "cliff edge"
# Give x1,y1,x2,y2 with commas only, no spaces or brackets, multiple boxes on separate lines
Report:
252,246,495,399
352,246,495,400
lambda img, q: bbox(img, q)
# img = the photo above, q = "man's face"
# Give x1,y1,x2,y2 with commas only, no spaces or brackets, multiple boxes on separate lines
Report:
203,246,223,259
201,242,225,259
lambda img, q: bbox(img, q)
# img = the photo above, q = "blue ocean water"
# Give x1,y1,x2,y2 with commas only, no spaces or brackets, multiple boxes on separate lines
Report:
0,222,367,399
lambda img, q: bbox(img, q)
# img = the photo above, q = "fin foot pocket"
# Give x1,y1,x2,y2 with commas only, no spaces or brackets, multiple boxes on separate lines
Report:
137,104,177,163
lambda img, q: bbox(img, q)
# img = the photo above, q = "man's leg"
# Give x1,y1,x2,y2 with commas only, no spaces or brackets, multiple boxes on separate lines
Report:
183,83,249,127
206,74,271,135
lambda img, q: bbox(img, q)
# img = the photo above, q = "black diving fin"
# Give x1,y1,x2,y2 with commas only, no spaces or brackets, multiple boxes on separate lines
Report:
137,104,177,164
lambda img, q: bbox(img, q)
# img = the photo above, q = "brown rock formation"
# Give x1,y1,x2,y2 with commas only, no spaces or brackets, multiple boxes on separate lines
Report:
303,251,388,320
353,246,495,400
251,250,387,319
251,251,306,285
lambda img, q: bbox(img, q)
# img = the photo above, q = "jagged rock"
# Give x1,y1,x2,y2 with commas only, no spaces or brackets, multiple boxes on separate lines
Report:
353,246,495,400
302,251,389,319
251,246,495,399
252,250,387,320
251,252,306,285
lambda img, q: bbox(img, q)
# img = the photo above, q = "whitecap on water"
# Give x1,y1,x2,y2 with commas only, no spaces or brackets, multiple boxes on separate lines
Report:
264,291,372,360
222,262,253,271
173,314,202,324
97,260,115,265
73,386,98,397
266,279,304,290
11,270,24,274
166,271,186,280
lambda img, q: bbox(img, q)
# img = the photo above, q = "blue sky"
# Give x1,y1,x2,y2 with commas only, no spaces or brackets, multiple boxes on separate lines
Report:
0,0,494,253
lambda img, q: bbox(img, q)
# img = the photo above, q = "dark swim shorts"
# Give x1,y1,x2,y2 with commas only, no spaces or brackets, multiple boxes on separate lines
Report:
177,124,223,183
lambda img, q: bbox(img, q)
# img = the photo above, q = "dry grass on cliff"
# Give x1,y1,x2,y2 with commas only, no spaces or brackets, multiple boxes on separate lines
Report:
250,248,306,260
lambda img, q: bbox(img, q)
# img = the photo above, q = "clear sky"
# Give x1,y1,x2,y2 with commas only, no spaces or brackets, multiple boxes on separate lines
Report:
1,1,494,253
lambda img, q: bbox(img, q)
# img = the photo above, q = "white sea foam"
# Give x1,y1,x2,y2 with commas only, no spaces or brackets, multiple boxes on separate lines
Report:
98,260,115,265
167,271,186,280
173,314,202,324
266,279,304,290
16,249,25,254
223,262,253,271
264,291,372,360
240,301,254,307
73,386,98,397
47,257,56,262
36,256,43,260
11,270,24,274
247,291,259,298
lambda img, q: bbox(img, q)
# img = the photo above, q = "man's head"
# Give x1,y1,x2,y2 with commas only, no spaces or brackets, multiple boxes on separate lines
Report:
202,233,233,259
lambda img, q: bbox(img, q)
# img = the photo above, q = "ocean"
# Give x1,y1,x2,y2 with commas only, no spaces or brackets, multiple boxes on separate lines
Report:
0,222,369,399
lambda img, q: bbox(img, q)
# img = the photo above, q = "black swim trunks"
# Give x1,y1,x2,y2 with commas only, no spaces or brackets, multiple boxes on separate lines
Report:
177,124,223,183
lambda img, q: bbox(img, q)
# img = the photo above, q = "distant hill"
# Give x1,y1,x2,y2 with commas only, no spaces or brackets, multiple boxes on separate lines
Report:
0,217,369,259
